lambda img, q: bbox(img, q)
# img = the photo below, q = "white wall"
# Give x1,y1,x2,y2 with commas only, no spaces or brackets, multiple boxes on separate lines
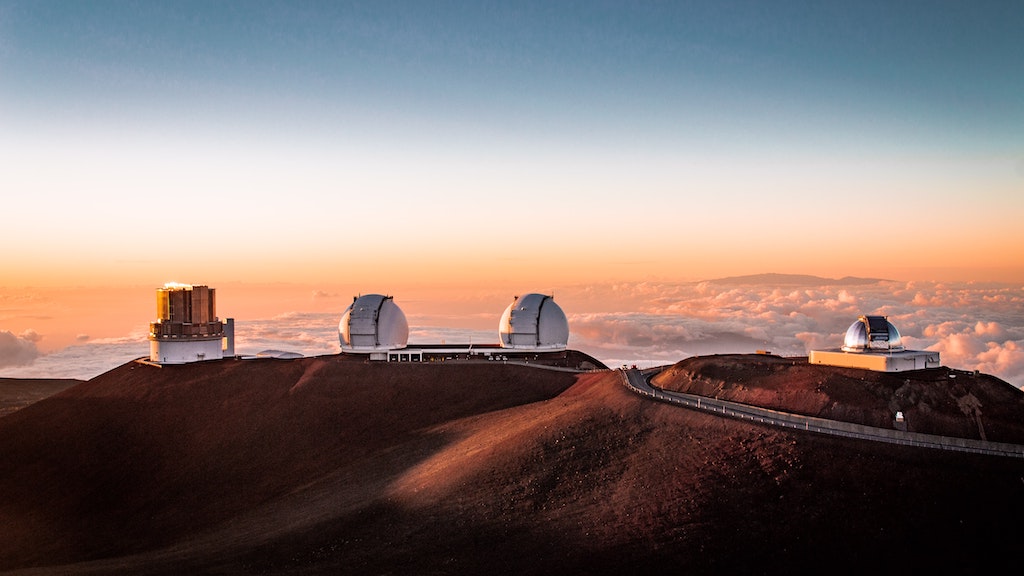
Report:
150,338,224,364
809,349,941,372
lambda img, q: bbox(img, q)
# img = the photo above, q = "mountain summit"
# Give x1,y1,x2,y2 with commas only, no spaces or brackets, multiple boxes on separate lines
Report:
1,355,1022,574
706,273,887,286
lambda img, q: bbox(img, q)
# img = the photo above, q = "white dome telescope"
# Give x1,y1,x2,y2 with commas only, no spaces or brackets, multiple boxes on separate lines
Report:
339,294,409,352
498,293,569,350
842,315,904,352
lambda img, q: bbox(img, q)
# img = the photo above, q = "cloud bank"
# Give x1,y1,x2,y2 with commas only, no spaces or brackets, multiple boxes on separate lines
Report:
565,279,1024,388
0,330,41,369
2,279,1022,388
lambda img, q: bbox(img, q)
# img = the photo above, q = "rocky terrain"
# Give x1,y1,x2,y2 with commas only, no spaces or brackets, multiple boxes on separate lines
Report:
1,354,1023,575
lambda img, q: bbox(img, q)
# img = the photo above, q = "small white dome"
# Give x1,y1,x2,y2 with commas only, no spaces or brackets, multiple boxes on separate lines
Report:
498,293,569,350
842,315,904,352
339,294,408,352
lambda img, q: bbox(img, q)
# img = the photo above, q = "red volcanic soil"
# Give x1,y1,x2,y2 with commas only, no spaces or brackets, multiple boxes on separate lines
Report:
653,354,1024,443
0,377,82,417
2,355,1024,575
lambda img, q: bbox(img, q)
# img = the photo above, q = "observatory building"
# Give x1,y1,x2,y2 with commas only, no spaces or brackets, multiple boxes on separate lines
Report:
335,292,594,367
498,293,569,350
149,283,234,364
338,294,409,360
809,315,940,372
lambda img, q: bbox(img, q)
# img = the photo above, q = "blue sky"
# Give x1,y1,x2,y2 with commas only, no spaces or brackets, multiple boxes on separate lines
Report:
5,1,1021,143
0,2,1019,282
0,2,1023,291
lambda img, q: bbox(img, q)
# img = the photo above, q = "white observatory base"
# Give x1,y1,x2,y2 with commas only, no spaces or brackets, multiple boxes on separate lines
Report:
150,338,224,364
809,349,940,372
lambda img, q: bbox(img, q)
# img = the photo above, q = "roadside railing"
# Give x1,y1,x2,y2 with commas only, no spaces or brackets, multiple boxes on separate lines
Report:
619,369,1024,459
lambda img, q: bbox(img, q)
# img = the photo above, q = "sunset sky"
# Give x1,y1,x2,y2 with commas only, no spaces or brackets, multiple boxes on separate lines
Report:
2,2,1024,383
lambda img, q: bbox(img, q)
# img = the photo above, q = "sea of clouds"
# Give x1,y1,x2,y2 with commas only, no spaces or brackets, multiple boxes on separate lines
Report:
2,280,1022,389
568,279,1024,387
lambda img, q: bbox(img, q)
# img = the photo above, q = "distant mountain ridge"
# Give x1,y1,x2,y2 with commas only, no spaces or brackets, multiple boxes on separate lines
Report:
706,273,888,286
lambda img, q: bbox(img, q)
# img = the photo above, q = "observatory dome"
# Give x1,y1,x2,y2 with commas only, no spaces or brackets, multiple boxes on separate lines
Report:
498,293,569,350
338,294,409,352
841,315,904,352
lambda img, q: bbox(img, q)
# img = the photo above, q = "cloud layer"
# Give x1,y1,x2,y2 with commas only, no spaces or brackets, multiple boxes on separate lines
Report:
564,280,1024,388
0,330,41,369
2,280,1022,388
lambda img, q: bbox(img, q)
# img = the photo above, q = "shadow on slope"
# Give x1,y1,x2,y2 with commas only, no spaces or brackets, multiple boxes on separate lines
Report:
0,356,577,572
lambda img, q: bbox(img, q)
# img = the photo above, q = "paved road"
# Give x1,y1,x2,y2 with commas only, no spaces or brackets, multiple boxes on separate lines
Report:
621,367,1024,459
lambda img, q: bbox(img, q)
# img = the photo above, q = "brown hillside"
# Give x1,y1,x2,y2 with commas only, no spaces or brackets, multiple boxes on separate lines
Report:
1,355,1023,575
652,354,1024,443
0,378,83,417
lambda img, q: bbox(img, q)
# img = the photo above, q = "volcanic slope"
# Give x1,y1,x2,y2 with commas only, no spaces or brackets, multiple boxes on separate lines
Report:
1,356,1023,575
0,378,82,417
